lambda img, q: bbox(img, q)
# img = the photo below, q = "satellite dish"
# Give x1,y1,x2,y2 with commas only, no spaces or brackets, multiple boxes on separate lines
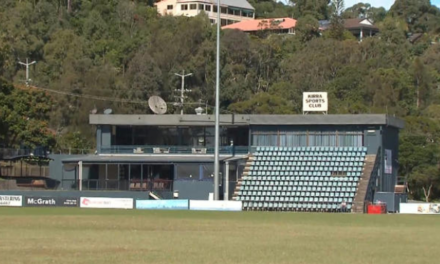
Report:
148,96,167,115
103,108,113,115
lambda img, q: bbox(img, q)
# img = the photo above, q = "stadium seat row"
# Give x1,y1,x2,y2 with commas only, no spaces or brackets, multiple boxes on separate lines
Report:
256,146,367,152
247,172,363,177
243,202,352,211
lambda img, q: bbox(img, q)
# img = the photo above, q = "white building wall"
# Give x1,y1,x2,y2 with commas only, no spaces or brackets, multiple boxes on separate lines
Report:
155,0,255,24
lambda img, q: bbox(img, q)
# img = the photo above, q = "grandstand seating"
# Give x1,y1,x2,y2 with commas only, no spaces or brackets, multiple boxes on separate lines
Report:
234,146,368,212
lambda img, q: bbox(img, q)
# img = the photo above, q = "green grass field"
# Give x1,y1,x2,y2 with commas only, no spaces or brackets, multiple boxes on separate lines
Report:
0,208,438,264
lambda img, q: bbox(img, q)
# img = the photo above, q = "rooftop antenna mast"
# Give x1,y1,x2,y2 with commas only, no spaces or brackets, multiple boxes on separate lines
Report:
18,58,37,87
174,70,192,115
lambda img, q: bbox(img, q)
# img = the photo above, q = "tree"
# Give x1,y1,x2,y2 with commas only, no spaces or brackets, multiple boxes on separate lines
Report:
328,0,345,40
409,166,440,202
0,78,55,148
291,0,331,20
343,3,386,22
295,15,321,43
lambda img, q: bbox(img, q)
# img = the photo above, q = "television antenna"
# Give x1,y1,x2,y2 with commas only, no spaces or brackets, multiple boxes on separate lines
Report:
148,96,167,115
174,70,192,115
18,58,37,87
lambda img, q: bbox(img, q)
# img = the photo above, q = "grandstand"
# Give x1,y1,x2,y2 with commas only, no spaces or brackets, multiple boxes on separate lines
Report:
47,113,404,212
236,146,372,212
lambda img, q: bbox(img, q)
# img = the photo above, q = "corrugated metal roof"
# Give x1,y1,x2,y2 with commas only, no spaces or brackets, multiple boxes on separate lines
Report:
207,0,254,10
90,114,404,128
175,0,254,10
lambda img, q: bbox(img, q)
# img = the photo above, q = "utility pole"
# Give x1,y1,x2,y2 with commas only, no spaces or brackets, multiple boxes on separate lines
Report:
174,70,192,115
214,0,221,201
18,58,36,87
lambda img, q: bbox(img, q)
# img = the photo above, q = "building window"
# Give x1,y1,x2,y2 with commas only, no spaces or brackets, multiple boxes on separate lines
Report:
213,6,218,12
198,4,204,10
209,19,215,24
221,19,227,26
190,4,197,10
221,7,227,14
234,10,240,16
228,8,234,15
205,5,211,12
167,5,173,10
181,4,188,11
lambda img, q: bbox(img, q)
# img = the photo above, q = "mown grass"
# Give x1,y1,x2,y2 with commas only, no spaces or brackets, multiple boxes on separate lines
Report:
0,208,438,264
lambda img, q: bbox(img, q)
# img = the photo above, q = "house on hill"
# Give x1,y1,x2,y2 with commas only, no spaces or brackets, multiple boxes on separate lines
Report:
320,18,379,41
154,0,255,25
222,17,297,35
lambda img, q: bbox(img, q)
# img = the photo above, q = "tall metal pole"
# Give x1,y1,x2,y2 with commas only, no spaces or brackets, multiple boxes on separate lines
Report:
174,70,192,115
18,58,36,87
213,0,221,200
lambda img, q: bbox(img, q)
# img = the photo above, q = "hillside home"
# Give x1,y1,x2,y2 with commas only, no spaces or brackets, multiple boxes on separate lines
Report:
155,0,255,25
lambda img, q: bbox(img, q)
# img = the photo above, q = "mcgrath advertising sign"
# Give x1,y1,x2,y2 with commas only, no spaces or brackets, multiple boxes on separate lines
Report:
0,195,22,207
303,92,328,112
136,200,189,210
80,197,133,209
25,197,57,207
24,197,78,207
189,200,242,211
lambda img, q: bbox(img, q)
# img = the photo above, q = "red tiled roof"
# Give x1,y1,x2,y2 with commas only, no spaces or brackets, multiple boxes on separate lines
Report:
222,18,296,32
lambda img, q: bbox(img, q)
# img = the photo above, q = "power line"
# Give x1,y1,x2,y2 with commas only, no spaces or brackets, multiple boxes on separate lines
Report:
18,84,150,105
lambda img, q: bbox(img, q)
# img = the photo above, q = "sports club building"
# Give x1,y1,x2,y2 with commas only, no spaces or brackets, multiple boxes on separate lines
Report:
56,111,405,212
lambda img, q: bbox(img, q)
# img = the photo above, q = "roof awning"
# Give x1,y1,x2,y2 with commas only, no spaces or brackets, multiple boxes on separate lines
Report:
62,155,248,164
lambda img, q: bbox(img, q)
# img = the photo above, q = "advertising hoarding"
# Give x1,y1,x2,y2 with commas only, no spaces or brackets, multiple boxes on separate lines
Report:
136,200,189,210
400,203,440,214
189,200,242,211
80,197,133,209
0,195,22,207
24,197,78,207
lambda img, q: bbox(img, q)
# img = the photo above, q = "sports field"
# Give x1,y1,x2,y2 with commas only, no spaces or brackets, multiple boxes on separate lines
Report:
0,208,438,264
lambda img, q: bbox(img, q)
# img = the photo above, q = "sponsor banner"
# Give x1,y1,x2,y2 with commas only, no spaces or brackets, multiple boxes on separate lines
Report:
25,197,57,207
189,200,242,211
58,197,78,207
136,200,189,210
24,197,79,207
80,197,133,209
0,195,22,207
400,203,440,214
303,92,328,112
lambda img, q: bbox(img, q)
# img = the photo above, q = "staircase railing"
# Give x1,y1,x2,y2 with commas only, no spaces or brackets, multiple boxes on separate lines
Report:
363,147,381,211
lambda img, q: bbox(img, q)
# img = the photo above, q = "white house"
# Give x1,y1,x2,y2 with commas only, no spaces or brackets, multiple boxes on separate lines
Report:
154,0,255,25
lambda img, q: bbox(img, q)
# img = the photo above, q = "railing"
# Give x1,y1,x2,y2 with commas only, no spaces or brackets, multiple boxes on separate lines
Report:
99,145,250,155
0,147,50,159
364,147,381,211
61,179,173,192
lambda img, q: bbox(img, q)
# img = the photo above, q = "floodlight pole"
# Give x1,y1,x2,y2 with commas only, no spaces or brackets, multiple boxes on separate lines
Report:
175,70,192,115
18,58,37,87
213,0,221,201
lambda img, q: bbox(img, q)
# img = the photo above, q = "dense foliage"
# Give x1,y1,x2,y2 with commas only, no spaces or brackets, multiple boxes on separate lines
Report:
1,0,440,200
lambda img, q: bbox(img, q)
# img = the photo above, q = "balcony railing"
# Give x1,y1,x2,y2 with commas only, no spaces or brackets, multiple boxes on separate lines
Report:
99,145,250,155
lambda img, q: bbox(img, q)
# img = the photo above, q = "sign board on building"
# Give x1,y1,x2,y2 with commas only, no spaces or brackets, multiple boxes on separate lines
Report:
189,200,242,211
0,195,22,207
24,197,78,207
303,92,328,112
80,197,133,209
136,200,189,210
